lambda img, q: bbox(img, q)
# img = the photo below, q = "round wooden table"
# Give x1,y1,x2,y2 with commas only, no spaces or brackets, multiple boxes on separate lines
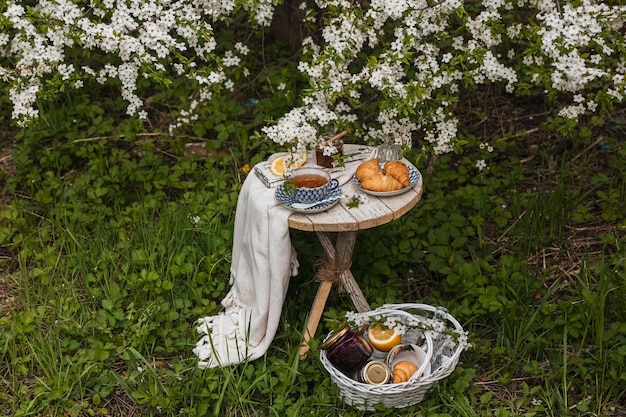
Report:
289,157,424,357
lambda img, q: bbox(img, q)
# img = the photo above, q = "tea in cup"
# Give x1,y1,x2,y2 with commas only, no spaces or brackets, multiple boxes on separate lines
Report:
289,168,339,204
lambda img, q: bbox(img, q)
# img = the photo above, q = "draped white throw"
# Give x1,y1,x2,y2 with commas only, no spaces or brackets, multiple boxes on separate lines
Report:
193,173,298,368
193,146,373,368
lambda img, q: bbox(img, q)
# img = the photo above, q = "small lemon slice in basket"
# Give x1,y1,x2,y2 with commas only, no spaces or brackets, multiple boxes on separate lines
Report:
269,152,307,177
367,324,402,352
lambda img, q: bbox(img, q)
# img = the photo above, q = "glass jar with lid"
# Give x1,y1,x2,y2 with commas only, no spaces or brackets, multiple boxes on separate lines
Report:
321,323,373,374
315,129,344,168
355,360,391,385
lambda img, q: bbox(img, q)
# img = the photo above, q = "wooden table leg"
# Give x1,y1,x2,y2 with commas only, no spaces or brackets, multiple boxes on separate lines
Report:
298,231,371,358
316,231,370,312
335,232,370,313
298,280,332,358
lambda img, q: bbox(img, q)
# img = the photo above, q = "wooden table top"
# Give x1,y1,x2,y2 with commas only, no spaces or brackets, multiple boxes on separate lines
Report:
287,156,423,233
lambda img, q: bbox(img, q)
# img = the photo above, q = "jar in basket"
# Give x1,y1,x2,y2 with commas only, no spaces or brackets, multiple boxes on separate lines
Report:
321,323,373,373
354,360,391,385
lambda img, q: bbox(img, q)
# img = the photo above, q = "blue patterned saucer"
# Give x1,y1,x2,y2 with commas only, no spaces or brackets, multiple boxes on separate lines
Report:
276,183,343,213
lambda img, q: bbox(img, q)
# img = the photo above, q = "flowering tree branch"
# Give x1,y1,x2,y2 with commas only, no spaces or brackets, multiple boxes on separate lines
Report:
1,0,626,159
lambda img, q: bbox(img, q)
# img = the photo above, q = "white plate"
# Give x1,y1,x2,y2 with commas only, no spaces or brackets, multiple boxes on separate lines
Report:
275,183,343,213
353,161,420,197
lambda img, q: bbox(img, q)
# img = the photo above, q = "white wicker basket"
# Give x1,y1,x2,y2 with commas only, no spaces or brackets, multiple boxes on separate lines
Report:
320,303,468,410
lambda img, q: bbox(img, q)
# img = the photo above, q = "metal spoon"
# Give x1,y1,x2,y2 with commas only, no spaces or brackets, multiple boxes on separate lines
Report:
291,197,338,210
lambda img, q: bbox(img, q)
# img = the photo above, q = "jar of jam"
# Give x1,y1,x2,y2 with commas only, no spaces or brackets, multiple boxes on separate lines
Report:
355,360,391,385
315,139,344,168
321,323,373,373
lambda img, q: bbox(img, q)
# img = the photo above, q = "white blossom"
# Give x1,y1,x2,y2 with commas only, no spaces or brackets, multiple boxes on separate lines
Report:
2,0,626,155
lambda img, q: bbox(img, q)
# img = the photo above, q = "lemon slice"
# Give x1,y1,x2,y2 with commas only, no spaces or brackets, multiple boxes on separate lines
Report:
367,324,402,352
269,152,307,177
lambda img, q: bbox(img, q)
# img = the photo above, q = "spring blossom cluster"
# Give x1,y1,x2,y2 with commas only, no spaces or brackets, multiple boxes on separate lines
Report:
2,0,626,159
0,0,274,126
345,306,471,352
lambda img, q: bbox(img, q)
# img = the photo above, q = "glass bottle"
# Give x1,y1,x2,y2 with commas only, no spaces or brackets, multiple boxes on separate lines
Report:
430,306,450,373
375,134,402,163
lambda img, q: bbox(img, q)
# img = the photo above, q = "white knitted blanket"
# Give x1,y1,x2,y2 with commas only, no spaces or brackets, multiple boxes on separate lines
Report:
193,172,297,368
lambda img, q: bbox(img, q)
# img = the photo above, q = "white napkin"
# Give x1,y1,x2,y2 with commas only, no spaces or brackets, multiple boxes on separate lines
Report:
193,172,298,368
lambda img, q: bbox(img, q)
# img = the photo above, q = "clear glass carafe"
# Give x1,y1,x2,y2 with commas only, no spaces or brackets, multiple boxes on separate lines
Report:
375,134,402,163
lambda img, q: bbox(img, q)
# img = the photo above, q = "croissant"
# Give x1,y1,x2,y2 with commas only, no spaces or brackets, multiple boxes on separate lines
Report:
392,361,419,384
384,161,410,187
360,172,403,192
355,159,382,181
356,159,404,192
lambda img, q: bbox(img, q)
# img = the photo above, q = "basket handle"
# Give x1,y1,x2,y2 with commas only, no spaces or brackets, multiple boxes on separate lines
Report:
409,330,433,383
381,303,465,333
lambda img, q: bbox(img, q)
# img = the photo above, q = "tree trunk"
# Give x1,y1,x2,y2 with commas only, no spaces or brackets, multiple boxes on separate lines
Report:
270,0,307,51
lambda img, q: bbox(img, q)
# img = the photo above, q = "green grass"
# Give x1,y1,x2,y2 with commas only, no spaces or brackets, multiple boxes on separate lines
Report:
1,45,626,417
1,119,625,416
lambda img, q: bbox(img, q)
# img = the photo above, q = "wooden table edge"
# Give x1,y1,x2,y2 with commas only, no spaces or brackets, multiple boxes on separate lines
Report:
287,185,423,232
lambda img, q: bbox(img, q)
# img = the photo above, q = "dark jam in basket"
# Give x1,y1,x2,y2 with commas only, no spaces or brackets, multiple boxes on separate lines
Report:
321,323,373,373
